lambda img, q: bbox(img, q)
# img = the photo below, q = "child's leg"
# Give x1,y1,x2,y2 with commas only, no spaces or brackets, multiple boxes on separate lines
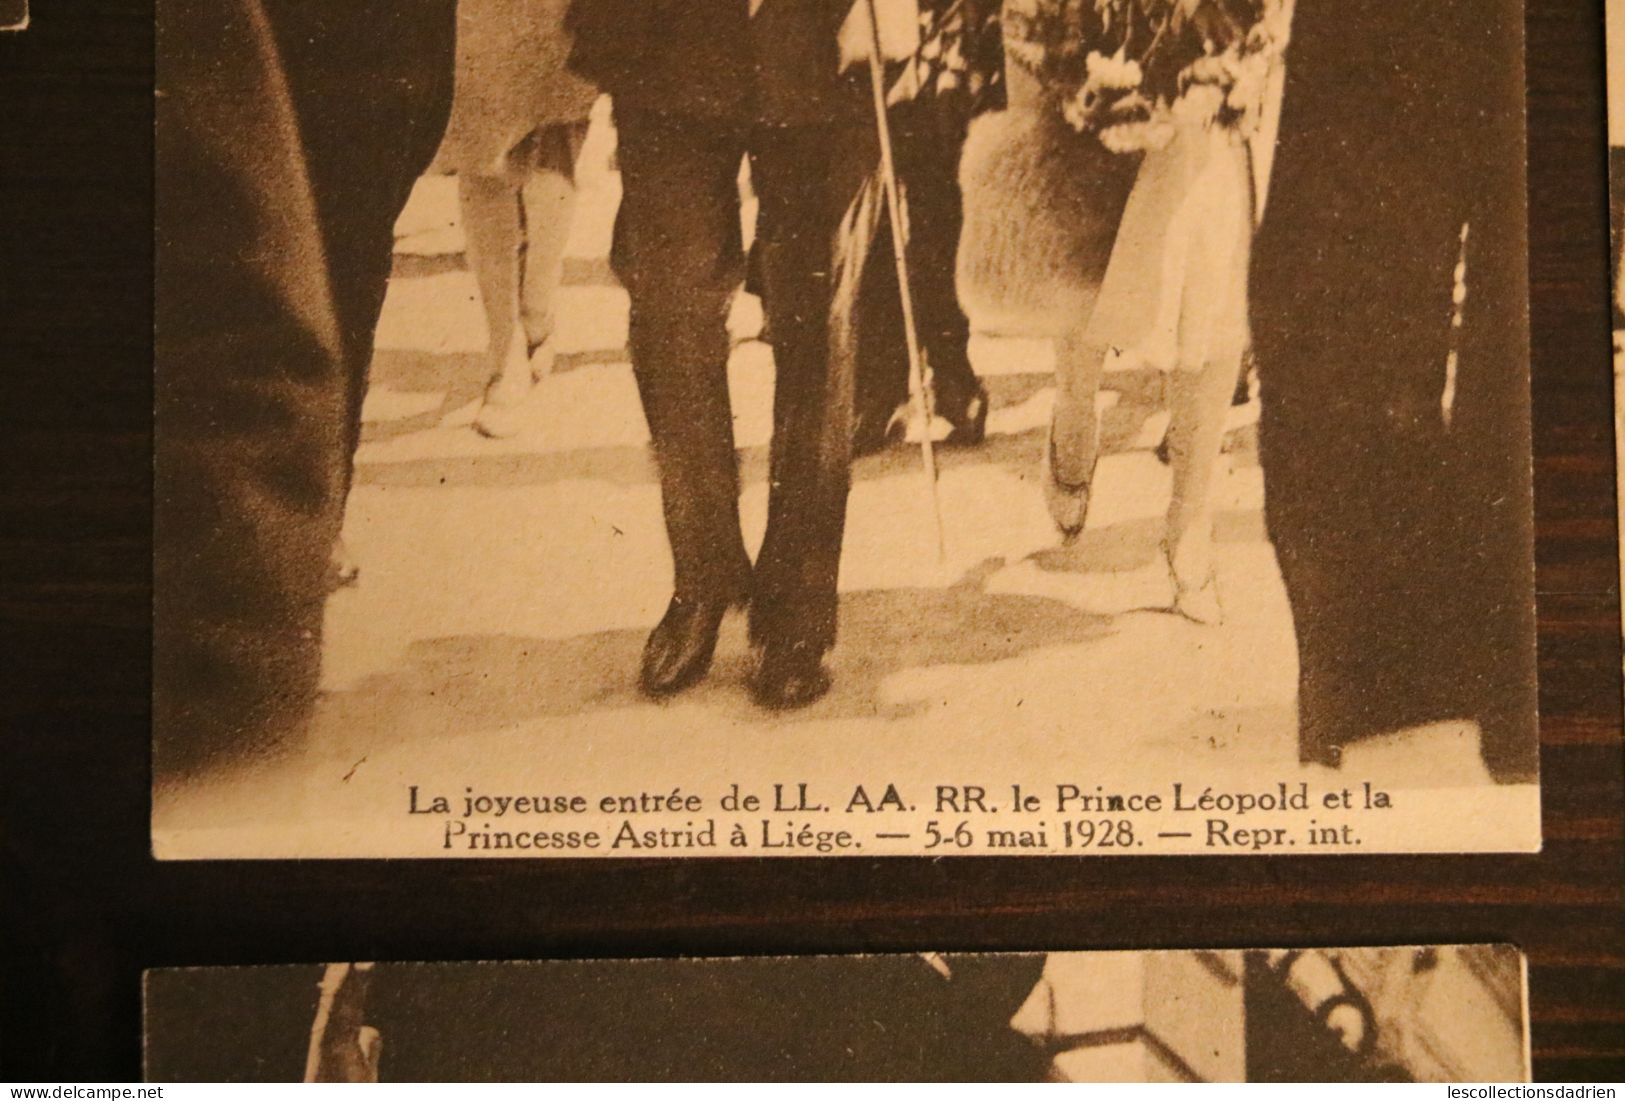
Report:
518,121,587,360
460,165,528,388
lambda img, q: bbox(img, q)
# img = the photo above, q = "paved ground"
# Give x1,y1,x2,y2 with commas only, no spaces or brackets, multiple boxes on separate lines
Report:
154,103,1534,857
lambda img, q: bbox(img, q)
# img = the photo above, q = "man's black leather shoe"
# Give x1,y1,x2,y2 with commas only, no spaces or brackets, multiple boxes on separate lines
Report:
639,591,741,698
748,638,832,710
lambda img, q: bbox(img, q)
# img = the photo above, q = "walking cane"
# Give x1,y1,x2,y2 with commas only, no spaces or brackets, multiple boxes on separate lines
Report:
859,0,948,561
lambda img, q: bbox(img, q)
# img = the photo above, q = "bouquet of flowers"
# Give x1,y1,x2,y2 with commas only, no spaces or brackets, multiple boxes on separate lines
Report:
907,0,1005,111
1002,0,1289,152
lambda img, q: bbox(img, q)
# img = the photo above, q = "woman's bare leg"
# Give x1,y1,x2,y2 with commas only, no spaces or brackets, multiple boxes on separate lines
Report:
1044,324,1110,539
1162,125,1252,620
516,129,581,364
459,165,532,435
1162,352,1242,621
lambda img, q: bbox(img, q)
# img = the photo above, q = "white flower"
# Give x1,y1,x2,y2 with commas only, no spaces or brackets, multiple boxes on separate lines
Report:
1098,116,1175,153
1086,49,1143,90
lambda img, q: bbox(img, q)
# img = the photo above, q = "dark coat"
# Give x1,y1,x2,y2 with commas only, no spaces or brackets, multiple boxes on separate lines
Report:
154,0,455,779
155,0,351,779
1248,0,1536,780
567,0,859,125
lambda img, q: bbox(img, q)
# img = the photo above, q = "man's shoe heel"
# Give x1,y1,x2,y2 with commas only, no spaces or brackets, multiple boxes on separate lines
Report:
748,639,831,710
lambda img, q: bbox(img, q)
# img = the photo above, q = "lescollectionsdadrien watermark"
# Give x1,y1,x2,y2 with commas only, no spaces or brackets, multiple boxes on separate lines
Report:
1447,1089,1617,1098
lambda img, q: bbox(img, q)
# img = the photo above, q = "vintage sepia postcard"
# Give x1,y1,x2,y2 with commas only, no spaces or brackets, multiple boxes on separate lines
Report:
152,0,1539,857
143,947,1530,1082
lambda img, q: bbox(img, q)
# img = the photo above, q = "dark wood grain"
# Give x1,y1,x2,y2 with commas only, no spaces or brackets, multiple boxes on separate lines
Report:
1,0,1621,1082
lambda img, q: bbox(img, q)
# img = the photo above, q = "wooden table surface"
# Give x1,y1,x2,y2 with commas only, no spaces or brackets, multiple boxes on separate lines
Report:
1,0,1621,1082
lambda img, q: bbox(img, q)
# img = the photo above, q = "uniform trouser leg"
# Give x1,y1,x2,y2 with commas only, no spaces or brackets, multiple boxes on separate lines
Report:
853,98,979,428
747,121,877,655
902,154,978,411
611,108,754,600
890,99,979,408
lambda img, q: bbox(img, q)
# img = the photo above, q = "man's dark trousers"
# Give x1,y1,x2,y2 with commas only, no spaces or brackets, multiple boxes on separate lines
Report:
611,106,877,666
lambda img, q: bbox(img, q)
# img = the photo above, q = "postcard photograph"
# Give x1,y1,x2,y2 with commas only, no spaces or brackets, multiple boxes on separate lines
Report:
153,0,1540,857
144,948,1530,1083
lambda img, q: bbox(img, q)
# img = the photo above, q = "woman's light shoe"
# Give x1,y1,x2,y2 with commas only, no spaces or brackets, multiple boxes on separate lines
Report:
1042,411,1093,544
474,338,552,439
328,536,361,591
1164,537,1222,625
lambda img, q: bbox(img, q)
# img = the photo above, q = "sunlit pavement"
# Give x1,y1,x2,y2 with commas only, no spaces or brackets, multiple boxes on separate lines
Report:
153,103,1526,857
